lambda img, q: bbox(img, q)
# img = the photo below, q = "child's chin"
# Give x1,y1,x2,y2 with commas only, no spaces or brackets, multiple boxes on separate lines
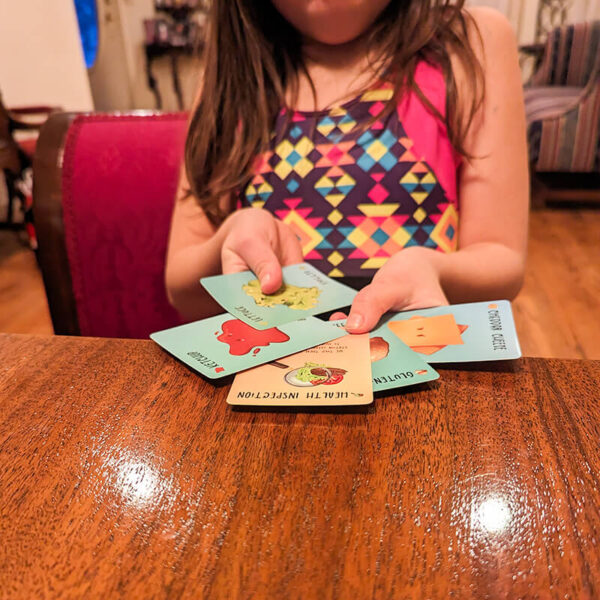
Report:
301,22,370,46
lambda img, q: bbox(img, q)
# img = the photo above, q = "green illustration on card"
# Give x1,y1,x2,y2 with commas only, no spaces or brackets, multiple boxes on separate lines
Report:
242,279,322,310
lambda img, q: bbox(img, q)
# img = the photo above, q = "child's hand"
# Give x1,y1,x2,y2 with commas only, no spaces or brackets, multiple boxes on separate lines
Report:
221,208,303,294
345,247,448,334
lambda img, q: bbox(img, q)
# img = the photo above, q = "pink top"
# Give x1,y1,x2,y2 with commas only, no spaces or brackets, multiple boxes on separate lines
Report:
242,61,461,281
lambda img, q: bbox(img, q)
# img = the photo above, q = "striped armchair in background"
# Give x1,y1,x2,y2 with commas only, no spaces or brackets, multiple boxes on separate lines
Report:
525,21,600,174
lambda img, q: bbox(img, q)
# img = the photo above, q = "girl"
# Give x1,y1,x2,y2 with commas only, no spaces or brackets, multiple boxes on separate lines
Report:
166,0,528,334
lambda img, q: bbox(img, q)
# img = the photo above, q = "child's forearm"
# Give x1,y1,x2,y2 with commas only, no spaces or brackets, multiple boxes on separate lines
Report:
428,242,526,303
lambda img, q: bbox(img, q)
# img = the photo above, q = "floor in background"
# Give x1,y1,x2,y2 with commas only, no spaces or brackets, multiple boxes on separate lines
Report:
0,207,599,359
0,231,52,335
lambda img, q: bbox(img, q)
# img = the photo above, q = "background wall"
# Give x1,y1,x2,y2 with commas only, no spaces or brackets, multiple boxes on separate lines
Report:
470,0,600,44
117,0,202,111
89,0,201,112
0,0,93,111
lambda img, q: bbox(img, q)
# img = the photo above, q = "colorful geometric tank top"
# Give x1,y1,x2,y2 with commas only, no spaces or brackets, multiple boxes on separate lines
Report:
242,61,461,281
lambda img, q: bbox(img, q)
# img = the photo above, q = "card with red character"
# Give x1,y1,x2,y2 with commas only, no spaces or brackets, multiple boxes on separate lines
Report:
150,314,345,379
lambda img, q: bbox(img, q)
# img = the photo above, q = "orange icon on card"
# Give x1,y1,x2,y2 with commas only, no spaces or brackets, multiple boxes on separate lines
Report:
388,314,468,356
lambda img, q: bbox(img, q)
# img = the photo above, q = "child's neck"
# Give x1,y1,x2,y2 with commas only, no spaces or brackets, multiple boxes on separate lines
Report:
290,34,381,113
302,34,371,72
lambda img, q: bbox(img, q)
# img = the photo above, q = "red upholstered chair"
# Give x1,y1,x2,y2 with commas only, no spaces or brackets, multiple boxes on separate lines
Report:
33,112,187,338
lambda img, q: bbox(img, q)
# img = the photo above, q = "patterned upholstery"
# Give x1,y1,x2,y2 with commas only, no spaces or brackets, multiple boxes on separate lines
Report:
525,21,600,172
60,113,186,338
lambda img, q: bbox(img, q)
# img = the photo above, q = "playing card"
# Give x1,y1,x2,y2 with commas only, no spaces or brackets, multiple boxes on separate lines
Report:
386,300,521,362
201,262,357,330
226,334,373,407
388,314,464,347
330,318,439,392
150,314,346,379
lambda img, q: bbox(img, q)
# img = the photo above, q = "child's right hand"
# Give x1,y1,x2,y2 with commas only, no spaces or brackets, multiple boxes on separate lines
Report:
221,208,303,295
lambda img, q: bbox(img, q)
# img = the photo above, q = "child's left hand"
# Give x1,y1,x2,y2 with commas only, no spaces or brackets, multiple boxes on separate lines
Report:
340,247,448,334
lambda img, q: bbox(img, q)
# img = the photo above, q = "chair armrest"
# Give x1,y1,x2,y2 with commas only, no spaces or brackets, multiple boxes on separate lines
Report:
32,112,81,335
9,106,61,130
519,43,545,57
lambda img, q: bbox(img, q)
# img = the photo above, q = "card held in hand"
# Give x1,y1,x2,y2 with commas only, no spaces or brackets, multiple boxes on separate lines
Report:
385,300,521,363
227,334,373,407
201,263,356,330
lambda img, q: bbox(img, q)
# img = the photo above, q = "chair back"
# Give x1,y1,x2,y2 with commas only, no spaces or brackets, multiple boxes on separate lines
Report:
34,112,187,338
533,21,600,88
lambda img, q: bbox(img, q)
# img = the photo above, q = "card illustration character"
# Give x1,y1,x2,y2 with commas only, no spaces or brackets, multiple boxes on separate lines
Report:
284,363,347,387
370,337,390,362
388,314,468,356
242,279,322,310
216,319,290,356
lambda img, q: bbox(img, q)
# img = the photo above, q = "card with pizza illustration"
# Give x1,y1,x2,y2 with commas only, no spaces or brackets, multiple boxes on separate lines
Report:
226,334,373,407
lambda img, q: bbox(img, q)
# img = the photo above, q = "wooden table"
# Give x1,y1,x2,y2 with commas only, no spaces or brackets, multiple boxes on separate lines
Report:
1,333,600,599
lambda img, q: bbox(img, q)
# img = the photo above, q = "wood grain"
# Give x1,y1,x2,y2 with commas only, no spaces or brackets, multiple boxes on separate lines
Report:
1,333,600,599
0,232,52,335
513,208,600,359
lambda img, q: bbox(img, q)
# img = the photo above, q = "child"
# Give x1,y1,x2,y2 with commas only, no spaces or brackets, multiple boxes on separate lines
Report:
166,0,529,334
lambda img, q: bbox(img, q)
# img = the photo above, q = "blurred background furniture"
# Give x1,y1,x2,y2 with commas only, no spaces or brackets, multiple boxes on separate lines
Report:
524,21,600,204
0,91,57,237
143,0,206,110
33,112,186,338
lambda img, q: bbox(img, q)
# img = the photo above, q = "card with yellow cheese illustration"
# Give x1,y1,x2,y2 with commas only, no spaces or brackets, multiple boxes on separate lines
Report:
201,263,356,330
386,300,521,363
226,334,373,407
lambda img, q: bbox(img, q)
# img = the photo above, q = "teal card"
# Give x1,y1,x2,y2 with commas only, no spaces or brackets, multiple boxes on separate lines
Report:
384,300,521,363
330,319,439,392
150,315,346,379
201,263,357,330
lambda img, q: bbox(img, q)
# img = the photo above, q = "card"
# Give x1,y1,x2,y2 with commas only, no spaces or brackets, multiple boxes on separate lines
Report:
388,314,464,347
385,300,521,363
150,314,346,379
330,318,440,392
226,334,373,407
201,262,357,330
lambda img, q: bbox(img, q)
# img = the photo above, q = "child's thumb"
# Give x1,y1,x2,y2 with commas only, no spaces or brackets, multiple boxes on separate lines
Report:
346,284,395,334
239,240,283,295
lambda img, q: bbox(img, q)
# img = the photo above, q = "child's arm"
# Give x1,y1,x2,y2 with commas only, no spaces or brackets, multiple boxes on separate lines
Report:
165,170,303,321
345,8,528,333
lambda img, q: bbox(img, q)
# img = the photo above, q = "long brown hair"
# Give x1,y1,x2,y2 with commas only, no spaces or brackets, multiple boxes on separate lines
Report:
185,0,484,226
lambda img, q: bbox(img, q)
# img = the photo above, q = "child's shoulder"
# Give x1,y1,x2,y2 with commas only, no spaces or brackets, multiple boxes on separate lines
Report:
461,6,518,59
451,6,520,104
463,5,515,34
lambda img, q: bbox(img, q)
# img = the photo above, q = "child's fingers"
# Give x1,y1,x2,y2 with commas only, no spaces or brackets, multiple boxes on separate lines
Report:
277,221,304,266
328,312,348,321
346,283,397,334
223,240,283,294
